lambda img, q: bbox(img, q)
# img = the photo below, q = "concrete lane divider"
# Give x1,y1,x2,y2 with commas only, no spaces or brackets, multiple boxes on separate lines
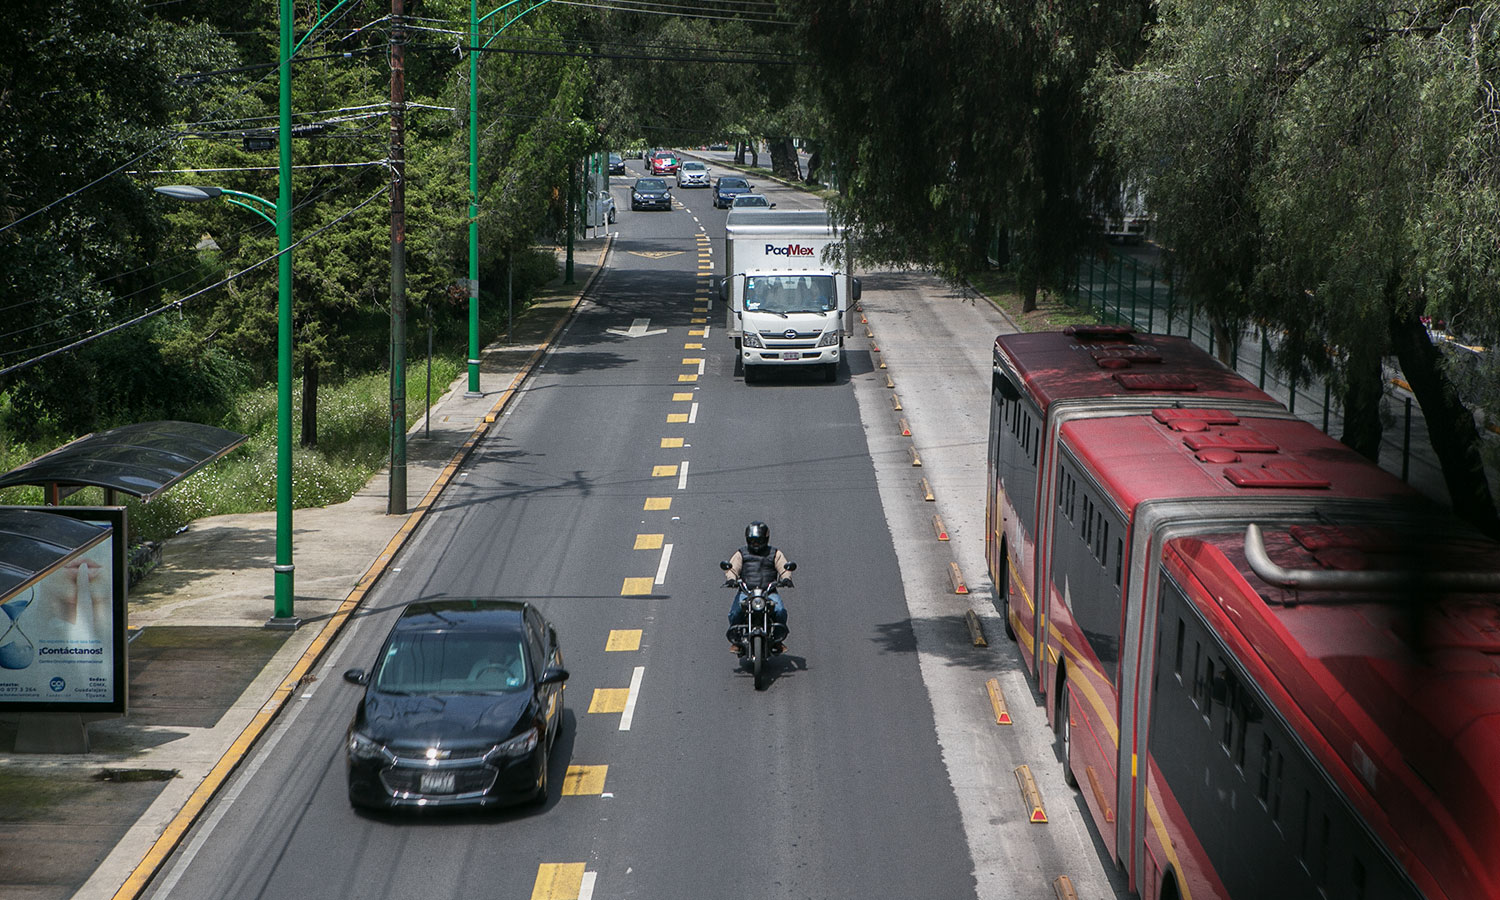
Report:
950,562,970,595
932,514,949,541
918,477,935,501
1053,875,1079,900
1015,765,1048,823
985,678,1013,725
909,446,923,467
964,608,985,643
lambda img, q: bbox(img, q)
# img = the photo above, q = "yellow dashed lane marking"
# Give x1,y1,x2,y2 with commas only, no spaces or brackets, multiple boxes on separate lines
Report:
673,392,694,401
652,464,678,477
684,342,703,350
661,437,684,448
678,374,698,382
606,629,642,651
634,533,664,550
590,688,629,713
621,577,654,595
689,329,707,337
691,317,707,324
667,413,689,423
532,863,586,900
693,307,707,314
682,357,703,365
562,765,608,796
644,497,672,510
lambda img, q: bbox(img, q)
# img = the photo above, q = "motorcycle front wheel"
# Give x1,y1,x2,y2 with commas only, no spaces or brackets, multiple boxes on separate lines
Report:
750,634,766,690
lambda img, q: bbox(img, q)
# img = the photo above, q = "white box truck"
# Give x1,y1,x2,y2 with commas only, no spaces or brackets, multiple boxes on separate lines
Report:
720,209,861,383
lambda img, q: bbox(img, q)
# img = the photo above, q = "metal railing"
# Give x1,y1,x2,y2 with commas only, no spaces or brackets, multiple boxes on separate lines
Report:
1066,248,1499,509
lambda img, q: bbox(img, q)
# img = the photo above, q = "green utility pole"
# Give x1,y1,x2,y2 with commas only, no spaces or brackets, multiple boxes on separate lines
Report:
466,0,557,396
270,0,297,629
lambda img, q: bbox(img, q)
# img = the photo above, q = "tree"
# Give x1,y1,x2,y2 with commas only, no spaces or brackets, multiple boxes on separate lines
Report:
1097,0,1499,534
0,0,236,439
789,0,1149,303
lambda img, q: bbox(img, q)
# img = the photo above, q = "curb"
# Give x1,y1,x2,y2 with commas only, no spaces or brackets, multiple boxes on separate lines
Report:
107,236,614,900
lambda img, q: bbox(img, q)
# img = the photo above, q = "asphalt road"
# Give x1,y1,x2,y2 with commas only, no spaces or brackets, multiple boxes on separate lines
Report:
140,164,1129,900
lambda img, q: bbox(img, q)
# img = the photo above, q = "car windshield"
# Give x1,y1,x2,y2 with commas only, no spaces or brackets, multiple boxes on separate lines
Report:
373,631,529,694
743,274,837,314
682,163,705,171
636,179,667,191
733,196,769,207
719,178,748,189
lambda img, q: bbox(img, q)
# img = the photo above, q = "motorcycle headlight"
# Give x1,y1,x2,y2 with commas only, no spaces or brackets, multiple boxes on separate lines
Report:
742,331,764,349
488,726,541,760
347,730,395,764
750,596,767,612
818,330,841,347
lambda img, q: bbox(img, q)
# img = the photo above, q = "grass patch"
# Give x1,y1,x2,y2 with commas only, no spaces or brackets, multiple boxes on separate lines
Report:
0,770,101,821
967,271,1101,332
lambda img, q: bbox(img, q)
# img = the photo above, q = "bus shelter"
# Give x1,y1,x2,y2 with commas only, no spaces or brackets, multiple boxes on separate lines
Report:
0,421,245,752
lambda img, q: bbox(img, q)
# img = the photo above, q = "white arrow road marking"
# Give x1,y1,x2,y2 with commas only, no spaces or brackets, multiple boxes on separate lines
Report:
606,317,668,338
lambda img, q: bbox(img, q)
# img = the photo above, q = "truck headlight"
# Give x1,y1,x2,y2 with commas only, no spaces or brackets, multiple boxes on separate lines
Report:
817,330,841,347
742,331,764,349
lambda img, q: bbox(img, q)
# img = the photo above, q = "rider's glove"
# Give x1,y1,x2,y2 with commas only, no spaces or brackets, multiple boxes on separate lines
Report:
779,578,794,588
723,579,737,588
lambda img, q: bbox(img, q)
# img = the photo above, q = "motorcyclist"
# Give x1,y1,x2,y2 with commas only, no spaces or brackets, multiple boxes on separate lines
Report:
721,521,794,655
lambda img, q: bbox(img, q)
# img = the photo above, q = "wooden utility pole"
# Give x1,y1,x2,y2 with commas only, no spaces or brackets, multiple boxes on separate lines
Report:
388,0,408,515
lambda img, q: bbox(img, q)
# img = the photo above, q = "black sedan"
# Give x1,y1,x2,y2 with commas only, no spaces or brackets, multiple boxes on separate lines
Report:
631,177,673,211
343,599,568,810
713,176,753,208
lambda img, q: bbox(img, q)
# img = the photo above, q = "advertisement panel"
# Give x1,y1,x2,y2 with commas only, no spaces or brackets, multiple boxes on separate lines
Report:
0,507,128,714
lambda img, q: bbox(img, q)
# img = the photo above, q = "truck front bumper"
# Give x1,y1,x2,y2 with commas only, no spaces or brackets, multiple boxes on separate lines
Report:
741,346,840,366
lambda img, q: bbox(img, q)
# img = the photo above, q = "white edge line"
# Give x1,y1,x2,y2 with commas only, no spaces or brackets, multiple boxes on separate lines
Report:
677,460,689,490
580,871,598,900
655,543,673,585
697,358,706,375
619,665,645,731
689,402,699,424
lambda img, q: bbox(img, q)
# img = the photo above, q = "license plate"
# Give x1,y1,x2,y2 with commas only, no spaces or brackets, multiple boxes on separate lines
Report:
783,351,801,361
420,770,456,794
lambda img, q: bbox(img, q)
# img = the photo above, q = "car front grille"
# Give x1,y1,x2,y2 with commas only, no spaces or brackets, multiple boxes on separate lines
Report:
381,763,497,797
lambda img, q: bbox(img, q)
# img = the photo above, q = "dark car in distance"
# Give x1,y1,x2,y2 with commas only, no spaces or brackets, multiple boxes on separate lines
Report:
608,152,625,175
631,177,673,211
713,176,753,209
343,599,568,810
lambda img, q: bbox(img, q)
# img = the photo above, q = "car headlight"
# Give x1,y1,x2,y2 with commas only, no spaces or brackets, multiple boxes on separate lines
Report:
742,331,764,349
818,330,841,347
488,726,541,759
633,192,642,200
347,730,395,764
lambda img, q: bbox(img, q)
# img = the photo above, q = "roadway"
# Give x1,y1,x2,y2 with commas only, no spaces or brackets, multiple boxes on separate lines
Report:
139,160,1129,900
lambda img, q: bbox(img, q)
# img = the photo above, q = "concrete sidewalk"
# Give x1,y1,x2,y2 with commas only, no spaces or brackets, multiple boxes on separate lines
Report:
0,237,611,900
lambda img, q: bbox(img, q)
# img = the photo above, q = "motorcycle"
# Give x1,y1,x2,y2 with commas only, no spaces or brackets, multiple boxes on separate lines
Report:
720,559,796,691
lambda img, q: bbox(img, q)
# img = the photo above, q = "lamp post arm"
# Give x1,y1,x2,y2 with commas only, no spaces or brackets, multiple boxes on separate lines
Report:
218,191,278,227
481,0,553,50
292,0,371,58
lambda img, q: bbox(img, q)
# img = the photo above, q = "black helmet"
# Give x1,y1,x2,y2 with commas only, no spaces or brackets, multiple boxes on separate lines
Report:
745,521,770,554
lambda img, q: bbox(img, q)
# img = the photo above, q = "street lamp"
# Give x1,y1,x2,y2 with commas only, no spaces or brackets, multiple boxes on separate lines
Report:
156,183,296,629
466,0,555,396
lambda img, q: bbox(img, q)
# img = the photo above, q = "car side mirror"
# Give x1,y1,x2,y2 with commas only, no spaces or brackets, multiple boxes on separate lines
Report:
719,279,730,303
784,561,796,572
720,560,733,570
769,202,777,208
538,667,570,686
851,277,862,302
343,668,369,686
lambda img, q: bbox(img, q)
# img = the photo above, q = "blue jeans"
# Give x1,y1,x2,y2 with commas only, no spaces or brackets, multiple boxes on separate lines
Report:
729,591,788,633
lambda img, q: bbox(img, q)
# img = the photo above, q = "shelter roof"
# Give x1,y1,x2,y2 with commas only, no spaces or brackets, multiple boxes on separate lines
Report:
0,421,246,503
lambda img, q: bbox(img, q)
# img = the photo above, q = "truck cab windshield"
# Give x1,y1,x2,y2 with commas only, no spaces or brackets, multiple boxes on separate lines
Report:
743,275,836,314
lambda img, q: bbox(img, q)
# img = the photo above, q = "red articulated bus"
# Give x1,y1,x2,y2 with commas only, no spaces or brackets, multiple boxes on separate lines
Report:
986,327,1500,900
